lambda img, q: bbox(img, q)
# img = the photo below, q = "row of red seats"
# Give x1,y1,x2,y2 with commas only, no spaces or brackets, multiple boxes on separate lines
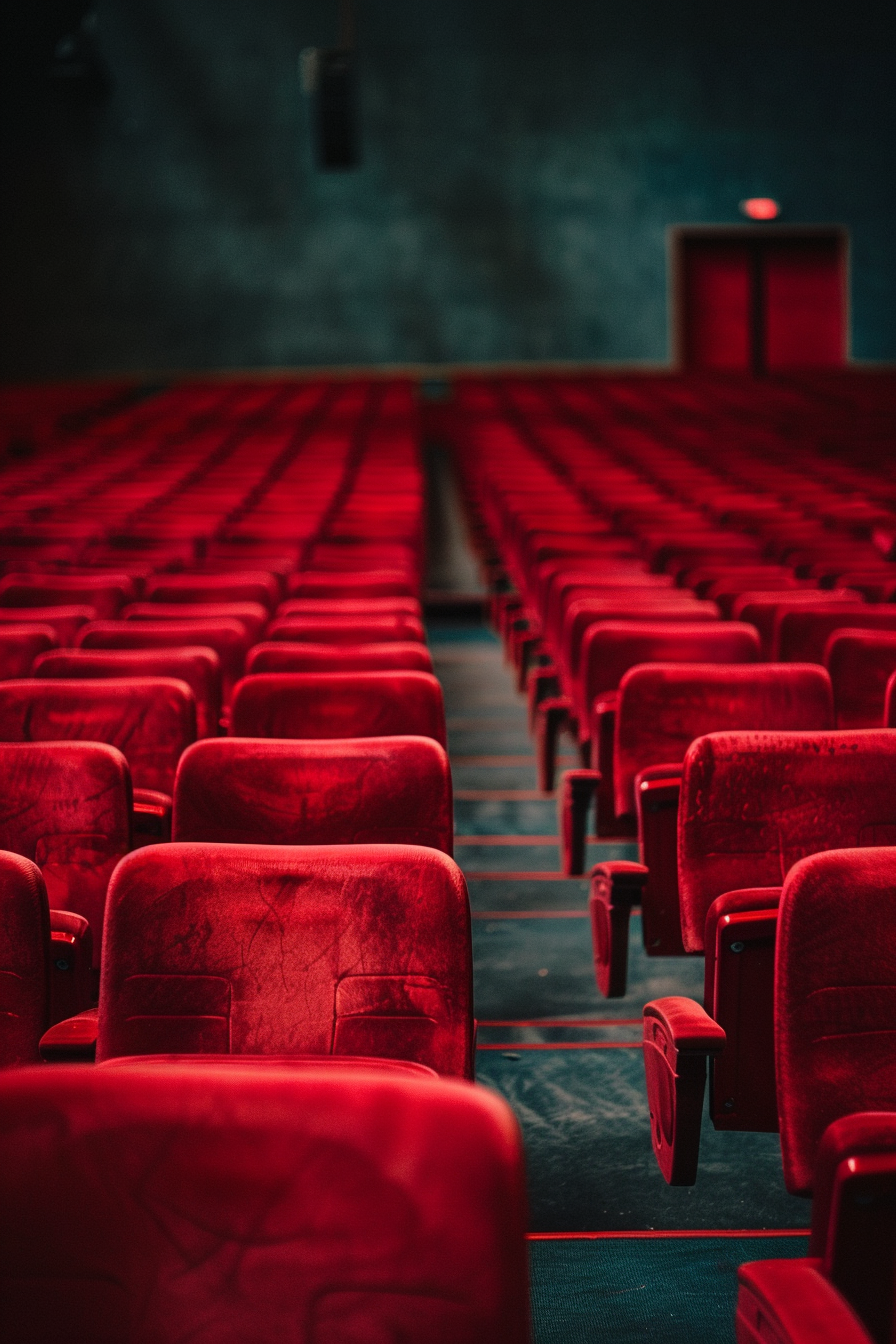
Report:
450,371,896,1344
0,382,537,1341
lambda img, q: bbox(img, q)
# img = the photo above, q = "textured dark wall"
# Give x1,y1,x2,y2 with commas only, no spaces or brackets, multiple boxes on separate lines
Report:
2,0,894,378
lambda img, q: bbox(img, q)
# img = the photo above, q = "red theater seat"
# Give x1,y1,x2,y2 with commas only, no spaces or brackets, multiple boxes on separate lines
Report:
275,596,423,620
736,1262,872,1344
0,1063,529,1343
77,618,251,697
0,679,196,839
567,664,833,993
46,842,474,1076
732,591,860,659
642,732,896,1185
0,624,57,678
143,569,281,609
173,736,453,854
539,619,759,792
0,573,135,619
0,852,52,1065
775,604,896,663
0,605,95,647
286,569,418,599
0,742,130,964
777,851,896,1195
825,630,896,728
266,613,426,644
246,640,433,675
34,646,223,738
231,671,447,747
122,600,270,644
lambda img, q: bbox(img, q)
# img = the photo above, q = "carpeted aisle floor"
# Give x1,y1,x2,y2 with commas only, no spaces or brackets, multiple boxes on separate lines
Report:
427,616,810,1343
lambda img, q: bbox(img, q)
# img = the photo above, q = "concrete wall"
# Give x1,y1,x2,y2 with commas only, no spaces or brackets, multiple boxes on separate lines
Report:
2,0,894,378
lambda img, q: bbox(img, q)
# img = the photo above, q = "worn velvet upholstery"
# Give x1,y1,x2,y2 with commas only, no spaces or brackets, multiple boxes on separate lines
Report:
776,848,896,1194
0,625,58,680
0,678,196,795
0,742,130,958
0,1063,529,1342
678,731,896,954
246,640,433,675
266,614,426,645
173,736,453,855
825,631,896,728
0,852,49,1066
34,647,223,739
96,843,474,1076
230,672,447,747
77,619,251,697
614,663,834,816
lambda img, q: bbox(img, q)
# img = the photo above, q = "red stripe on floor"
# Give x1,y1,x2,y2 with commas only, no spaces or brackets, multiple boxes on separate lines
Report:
528,1229,810,1240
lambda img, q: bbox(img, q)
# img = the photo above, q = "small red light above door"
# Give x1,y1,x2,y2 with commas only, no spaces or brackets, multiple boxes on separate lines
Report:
740,197,781,220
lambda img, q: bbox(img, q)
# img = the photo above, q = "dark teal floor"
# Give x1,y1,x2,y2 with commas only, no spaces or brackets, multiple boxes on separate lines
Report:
430,623,810,1343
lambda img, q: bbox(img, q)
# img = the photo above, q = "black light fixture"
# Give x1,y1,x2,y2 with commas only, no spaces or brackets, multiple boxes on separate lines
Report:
300,1,360,170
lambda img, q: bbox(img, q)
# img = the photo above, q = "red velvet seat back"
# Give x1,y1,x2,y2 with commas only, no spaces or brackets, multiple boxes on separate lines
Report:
77,619,251,697
0,678,196,794
0,605,95,647
246,640,433,675
276,596,422,620
580,620,760,717
826,630,896,728
286,568,417,598
231,671,447,747
0,1063,529,1342
0,624,57,679
775,605,896,663
34,646,223,738
679,730,896,954
173,736,453,854
98,843,473,1076
266,614,426,644
0,851,49,1066
0,573,135,619
122,600,269,644
614,663,834,815
562,598,720,681
0,742,130,957
732,590,860,657
143,570,281,609
776,849,896,1194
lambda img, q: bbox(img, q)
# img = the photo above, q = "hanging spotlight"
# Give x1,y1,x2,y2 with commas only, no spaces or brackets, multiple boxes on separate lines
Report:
300,1,360,170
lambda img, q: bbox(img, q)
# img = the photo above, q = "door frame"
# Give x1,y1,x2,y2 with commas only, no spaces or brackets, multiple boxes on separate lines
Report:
668,224,851,371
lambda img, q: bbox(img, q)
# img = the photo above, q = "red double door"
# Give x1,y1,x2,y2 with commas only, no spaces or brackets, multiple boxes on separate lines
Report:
674,227,848,372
